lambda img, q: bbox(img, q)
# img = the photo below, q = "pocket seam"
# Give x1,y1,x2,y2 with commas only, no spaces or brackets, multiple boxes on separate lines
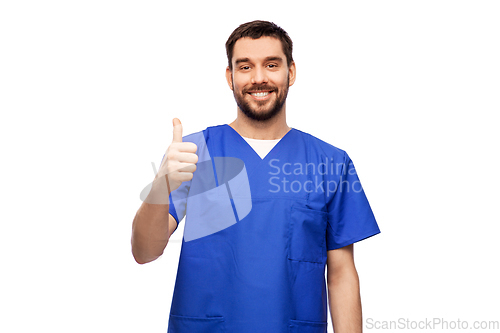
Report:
168,314,226,333
170,314,225,321
288,318,328,332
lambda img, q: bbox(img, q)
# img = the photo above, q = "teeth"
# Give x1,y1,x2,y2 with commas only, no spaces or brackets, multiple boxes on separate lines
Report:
251,92,269,97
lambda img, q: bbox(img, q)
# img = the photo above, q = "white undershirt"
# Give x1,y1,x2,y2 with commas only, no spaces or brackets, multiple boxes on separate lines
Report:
242,136,281,159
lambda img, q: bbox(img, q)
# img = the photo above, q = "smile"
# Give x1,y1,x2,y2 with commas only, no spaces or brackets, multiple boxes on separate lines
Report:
248,91,273,101
251,92,269,97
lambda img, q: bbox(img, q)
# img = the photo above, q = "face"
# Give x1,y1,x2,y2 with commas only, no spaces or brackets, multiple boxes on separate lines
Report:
226,37,296,121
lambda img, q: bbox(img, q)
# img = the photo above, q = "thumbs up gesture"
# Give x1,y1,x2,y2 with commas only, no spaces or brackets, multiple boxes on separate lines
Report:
156,118,198,193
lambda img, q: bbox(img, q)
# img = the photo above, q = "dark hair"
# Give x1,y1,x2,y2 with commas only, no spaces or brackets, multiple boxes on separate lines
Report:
225,20,293,70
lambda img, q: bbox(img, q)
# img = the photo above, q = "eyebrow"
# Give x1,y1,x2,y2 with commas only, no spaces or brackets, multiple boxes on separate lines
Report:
234,56,284,66
264,56,284,63
234,57,250,66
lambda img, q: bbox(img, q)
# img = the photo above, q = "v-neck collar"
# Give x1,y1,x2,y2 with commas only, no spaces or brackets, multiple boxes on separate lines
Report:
223,124,295,162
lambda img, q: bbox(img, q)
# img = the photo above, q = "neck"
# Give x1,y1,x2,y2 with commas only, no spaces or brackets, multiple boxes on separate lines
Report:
229,104,290,140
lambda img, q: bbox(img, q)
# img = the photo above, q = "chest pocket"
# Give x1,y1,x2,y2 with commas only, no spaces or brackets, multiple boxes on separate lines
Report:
288,205,328,264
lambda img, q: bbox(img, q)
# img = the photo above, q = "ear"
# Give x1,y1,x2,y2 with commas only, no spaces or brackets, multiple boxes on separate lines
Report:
225,66,234,91
288,61,296,87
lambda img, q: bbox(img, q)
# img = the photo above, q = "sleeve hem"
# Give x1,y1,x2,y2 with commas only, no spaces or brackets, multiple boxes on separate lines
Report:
169,212,179,232
327,228,381,251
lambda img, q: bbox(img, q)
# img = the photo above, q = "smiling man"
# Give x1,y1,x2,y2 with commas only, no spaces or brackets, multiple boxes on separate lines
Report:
132,20,380,333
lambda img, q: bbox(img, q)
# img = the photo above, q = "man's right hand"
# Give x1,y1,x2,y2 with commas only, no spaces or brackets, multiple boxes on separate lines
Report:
156,118,198,193
133,118,194,263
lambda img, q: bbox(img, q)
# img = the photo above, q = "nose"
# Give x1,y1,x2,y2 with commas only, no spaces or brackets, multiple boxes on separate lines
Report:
251,67,268,85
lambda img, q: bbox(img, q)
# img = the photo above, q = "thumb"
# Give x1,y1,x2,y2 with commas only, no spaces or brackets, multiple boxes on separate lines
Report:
172,118,183,143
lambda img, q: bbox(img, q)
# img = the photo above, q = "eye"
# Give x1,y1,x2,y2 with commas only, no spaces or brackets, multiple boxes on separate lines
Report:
240,66,251,70
267,64,278,69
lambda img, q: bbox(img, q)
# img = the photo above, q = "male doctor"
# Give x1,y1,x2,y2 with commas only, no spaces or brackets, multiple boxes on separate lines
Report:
132,20,380,333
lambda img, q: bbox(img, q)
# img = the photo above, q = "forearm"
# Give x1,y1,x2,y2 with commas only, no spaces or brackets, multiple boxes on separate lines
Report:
328,268,362,333
131,176,172,264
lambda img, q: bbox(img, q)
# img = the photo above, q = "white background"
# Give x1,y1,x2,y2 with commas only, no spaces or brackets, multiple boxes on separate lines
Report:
1,1,499,332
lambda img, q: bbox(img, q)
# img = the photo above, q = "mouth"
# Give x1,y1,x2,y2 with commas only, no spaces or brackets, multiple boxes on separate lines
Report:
247,90,273,101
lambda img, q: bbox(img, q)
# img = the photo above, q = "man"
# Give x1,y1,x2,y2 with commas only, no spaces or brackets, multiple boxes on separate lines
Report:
132,20,380,333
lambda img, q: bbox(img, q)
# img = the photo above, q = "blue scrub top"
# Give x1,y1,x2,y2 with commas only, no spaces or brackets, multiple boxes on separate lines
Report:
167,124,380,333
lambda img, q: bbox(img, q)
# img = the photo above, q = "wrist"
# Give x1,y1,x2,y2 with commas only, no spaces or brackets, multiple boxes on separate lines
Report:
144,175,171,204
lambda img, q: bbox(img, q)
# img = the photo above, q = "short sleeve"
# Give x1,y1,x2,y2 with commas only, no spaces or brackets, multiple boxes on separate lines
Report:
326,152,380,250
169,178,190,230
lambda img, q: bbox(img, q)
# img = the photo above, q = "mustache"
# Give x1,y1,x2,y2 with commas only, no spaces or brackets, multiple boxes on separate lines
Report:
242,85,277,94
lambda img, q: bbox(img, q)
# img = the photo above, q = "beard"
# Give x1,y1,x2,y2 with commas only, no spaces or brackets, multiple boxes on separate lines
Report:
232,77,289,122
